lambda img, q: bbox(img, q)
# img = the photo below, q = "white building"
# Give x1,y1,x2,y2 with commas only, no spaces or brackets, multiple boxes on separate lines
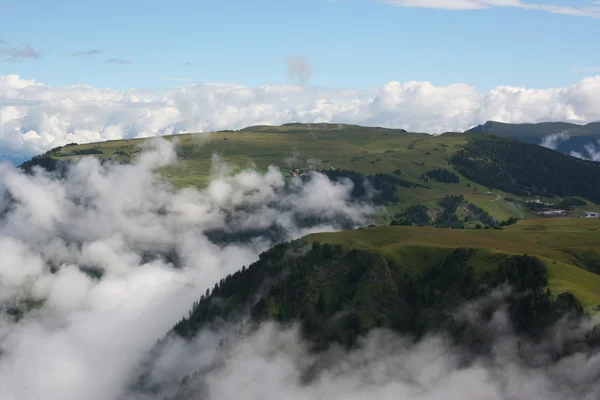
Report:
584,212,600,219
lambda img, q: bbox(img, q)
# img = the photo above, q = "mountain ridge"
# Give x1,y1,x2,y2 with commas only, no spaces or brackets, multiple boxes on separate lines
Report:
467,120,600,136
465,120,600,158
17,123,600,224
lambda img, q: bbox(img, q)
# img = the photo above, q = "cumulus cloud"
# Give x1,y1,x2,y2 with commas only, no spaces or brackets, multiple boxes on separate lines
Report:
2,74,600,159
0,138,375,400
380,0,600,18
540,131,570,150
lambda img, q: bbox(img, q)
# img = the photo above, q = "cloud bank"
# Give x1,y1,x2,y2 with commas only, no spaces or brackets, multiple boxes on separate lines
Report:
0,139,375,400
1,74,600,159
199,325,600,400
131,291,600,400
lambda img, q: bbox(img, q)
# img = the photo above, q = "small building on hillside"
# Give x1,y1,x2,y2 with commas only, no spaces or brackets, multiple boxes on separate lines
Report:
584,211,600,219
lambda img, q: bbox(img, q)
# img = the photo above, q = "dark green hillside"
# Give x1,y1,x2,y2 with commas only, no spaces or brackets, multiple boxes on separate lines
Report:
450,134,600,202
466,120,600,156
132,219,600,398
167,222,600,348
19,154,68,175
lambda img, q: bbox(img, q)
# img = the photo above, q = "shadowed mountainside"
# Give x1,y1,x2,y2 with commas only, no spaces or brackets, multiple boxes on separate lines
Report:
466,120,600,156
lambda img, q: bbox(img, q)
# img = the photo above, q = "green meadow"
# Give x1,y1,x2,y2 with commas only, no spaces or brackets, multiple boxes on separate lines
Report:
309,218,600,308
48,123,554,221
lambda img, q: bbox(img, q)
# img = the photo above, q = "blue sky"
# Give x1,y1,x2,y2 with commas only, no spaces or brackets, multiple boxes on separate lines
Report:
1,0,599,91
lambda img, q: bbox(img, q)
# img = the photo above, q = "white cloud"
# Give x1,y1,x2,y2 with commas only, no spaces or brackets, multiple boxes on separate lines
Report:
380,0,600,18
583,140,600,161
570,150,585,159
570,139,600,161
142,313,600,400
540,131,570,150
2,74,600,159
0,138,376,400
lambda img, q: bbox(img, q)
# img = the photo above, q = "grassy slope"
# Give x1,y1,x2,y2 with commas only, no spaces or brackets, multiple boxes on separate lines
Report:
309,218,600,308
45,124,553,221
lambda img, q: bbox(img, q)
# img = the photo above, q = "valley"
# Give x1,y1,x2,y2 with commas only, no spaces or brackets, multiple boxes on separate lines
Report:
4,3,600,398
10,122,600,400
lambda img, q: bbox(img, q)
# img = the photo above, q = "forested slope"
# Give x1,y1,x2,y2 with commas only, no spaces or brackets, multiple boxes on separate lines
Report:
465,120,600,158
131,219,600,398
451,134,600,202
